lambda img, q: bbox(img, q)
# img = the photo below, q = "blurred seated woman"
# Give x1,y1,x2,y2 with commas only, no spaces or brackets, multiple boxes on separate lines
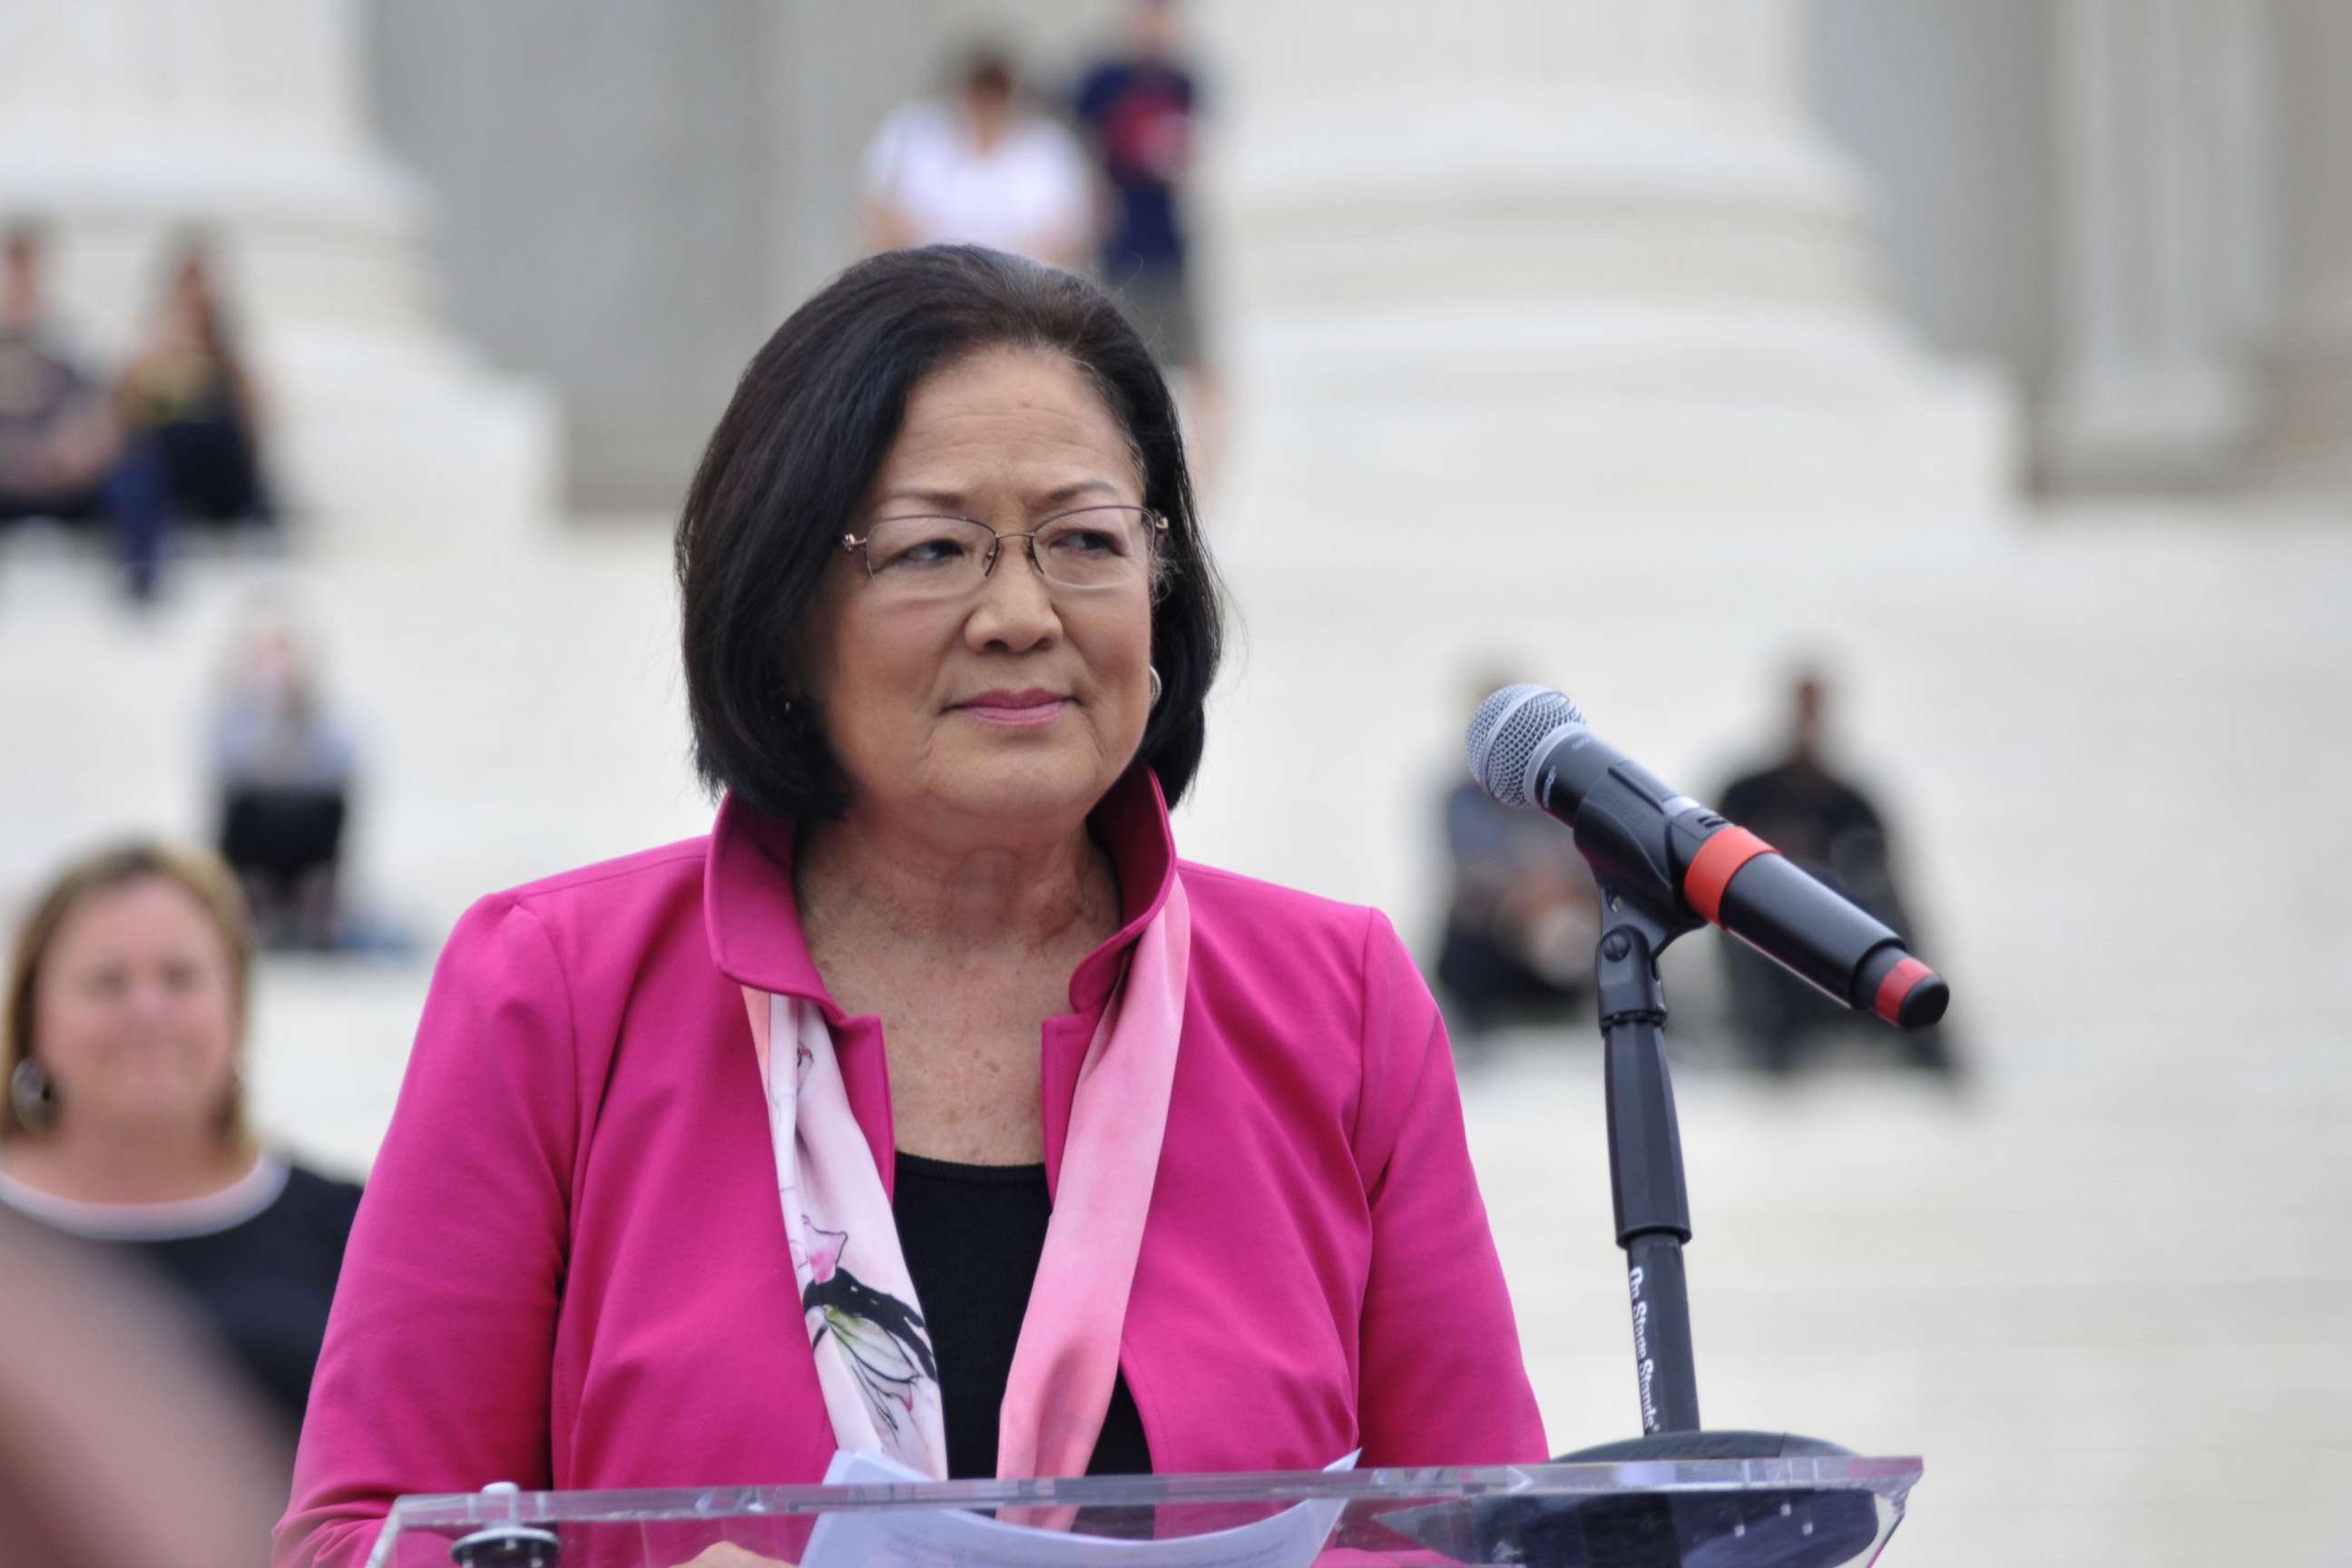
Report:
278,246,1544,1568
1,843,362,1447
117,240,274,542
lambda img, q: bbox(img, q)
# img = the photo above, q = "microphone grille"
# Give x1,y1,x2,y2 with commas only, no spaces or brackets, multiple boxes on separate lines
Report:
1466,684,1584,809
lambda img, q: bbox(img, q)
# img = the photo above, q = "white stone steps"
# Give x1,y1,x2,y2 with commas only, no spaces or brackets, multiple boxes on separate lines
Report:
8,494,2350,1565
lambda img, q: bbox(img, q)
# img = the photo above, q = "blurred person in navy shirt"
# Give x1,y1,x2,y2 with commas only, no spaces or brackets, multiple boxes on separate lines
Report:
1073,0,1221,465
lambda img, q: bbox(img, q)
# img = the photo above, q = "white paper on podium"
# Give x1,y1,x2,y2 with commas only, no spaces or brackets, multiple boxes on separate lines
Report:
798,1449,1359,1568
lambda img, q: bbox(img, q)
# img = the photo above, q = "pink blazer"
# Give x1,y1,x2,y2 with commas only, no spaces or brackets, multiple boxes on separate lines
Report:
276,770,1546,1567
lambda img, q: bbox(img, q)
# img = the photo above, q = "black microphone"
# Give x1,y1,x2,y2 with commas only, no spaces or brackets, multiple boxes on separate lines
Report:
1466,684,1949,1029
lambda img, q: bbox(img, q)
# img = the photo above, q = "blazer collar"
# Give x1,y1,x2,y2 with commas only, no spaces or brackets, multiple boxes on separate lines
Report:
704,767,1180,1018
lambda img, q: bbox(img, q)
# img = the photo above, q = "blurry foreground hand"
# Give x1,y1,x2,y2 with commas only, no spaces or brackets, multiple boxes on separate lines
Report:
0,1212,288,1568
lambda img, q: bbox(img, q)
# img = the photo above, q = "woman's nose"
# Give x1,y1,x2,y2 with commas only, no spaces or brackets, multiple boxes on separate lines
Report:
966,543,1062,647
113,979,173,1033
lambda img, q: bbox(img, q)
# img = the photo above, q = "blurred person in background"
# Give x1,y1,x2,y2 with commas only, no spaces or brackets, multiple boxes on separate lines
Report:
116,239,276,577
859,45,1093,269
211,608,359,952
1715,668,1955,1078
0,1209,289,1568
1435,673,1601,1041
1072,0,1222,471
278,245,1541,1568
1,842,364,1450
0,223,165,602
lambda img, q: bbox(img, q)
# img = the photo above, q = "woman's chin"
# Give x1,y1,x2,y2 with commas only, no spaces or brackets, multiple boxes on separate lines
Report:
74,1082,229,1136
928,749,1117,828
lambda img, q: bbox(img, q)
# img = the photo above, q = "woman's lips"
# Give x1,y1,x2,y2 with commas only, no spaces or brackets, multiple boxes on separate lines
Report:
955,690,1071,727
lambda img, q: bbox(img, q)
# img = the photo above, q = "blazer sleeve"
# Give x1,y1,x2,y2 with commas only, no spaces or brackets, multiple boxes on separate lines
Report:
1350,908,1549,1465
274,896,581,1568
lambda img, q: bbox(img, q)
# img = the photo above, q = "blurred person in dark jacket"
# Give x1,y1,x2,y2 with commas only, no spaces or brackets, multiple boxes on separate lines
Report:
1716,669,1955,1077
1,842,362,1445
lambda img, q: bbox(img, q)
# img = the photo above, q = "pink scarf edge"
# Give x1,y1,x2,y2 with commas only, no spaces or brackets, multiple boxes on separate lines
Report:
995,872,1189,1479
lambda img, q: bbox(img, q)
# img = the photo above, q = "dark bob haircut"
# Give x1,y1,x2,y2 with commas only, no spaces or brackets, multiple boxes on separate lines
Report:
676,244,1225,822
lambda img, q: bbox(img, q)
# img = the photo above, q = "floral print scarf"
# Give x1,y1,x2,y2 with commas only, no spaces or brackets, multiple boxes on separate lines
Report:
740,874,1190,1480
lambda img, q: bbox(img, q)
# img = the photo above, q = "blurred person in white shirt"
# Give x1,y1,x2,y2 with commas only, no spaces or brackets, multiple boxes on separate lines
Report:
859,46,1093,269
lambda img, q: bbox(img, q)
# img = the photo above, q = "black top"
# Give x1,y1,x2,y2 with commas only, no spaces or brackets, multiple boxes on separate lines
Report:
0,1157,362,1436
892,1152,1152,1480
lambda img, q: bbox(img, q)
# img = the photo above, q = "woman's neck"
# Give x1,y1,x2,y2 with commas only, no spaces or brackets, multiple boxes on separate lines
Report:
2,1124,258,1206
795,809,1119,959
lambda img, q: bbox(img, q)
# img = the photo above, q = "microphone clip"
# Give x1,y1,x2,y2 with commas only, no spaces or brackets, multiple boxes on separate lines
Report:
1592,888,1695,1033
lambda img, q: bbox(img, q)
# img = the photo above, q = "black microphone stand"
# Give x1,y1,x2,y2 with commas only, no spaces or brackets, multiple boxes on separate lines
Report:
1573,885,1851,1445
1589,891,1703,1437
1504,882,1885,1563
1452,690,1919,1561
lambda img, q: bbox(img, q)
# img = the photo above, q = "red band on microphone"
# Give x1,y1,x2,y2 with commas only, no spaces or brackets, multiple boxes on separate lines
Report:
1874,956,1934,1025
1683,826,1775,925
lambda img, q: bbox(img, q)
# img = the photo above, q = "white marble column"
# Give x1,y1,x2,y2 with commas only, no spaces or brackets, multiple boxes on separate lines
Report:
2259,0,2352,485
1169,0,2018,954
2041,0,2276,489
1196,0,2014,524
0,0,557,542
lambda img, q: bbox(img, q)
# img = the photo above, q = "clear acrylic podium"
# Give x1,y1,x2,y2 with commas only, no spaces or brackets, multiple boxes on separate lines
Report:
369,1455,1922,1567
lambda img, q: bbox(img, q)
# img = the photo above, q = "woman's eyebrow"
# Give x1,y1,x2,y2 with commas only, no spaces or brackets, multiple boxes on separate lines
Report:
1034,478,1124,507
876,479,1126,514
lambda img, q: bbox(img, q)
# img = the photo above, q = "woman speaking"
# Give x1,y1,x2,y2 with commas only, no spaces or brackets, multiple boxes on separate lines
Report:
277,247,1544,1567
